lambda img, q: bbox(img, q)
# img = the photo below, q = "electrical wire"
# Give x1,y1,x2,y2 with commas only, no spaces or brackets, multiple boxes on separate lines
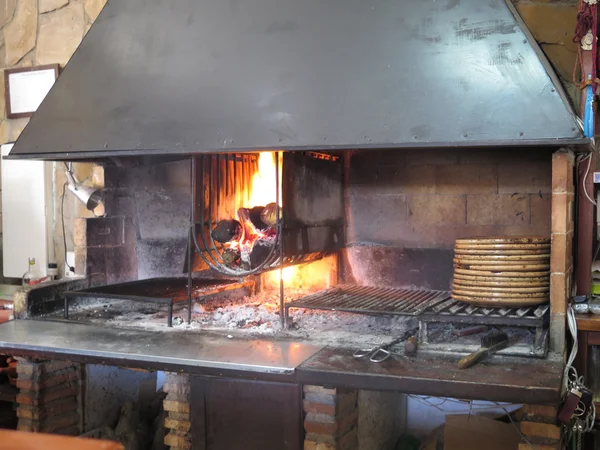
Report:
61,182,74,274
577,152,597,206
565,305,596,434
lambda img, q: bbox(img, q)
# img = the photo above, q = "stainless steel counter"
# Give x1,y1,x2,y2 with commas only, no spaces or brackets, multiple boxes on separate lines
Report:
0,320,564,404
0,320,323,377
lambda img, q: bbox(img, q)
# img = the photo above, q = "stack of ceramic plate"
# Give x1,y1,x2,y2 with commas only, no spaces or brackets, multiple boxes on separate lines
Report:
452,237,550,307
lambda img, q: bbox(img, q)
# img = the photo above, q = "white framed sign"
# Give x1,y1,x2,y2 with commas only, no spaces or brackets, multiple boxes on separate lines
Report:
4,64,59,118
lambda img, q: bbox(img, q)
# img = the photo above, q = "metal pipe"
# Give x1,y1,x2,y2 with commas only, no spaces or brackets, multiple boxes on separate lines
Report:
216,154,221,222
576,152,595,296
187,157,194,325
276,153,285,329
225,154,230,197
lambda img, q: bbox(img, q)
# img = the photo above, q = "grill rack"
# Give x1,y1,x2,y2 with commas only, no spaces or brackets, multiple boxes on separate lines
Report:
285,284,549,328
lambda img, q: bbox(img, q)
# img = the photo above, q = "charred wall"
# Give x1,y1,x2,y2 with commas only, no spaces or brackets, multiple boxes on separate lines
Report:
344,148,554,290
76,159,191,284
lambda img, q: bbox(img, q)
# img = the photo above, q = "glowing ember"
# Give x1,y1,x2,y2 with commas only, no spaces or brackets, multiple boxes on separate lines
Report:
263,255,338,290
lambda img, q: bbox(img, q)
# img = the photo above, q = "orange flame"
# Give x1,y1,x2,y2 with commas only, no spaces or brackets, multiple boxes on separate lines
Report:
263,255,338,291
247,152,282,208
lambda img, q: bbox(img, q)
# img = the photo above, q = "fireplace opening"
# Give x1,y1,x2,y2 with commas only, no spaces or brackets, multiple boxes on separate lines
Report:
59,148,556,356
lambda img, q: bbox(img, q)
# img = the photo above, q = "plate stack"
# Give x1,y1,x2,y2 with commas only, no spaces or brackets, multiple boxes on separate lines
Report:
452,237,550,307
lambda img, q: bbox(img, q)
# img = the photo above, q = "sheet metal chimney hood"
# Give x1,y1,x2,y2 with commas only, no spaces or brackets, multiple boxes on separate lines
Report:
7,0,588,161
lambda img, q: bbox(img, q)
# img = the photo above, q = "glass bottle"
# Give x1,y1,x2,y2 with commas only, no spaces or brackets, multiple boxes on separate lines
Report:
22,258,36,288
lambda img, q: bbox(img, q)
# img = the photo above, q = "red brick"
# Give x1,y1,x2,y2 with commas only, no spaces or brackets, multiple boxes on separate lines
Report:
164,418,191,432
521,405,558,420
306,413,336,424
520,421,561,441
407,195,466,226
18,411,79,434
16,385,79,406
498,161,551,194
17,368,79,391
164,432,191,449
550,273,567,314
551,193,574,234
467,194,529,226
304,411,358,436
163,400,190,414
304,420,338,434
303,385,338,396
167,411,190,421
435,164,497,194
550,231,573,274
17,397,78,420
304,401,336,415
518,443,560,450
163,382,190,397
552,150,575,194
166,391,189,403
16,360,77,378
306,432,336,445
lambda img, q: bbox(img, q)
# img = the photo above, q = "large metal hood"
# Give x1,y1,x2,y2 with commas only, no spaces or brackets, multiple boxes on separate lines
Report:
7,0,587,160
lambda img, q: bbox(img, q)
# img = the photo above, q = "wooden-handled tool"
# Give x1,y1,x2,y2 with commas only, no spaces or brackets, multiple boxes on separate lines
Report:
458,330,508,370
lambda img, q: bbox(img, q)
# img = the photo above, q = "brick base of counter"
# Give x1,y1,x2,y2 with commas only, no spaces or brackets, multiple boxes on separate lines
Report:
303,385,358,450
163,372,192,450
518,404,561,450
15,359,83,435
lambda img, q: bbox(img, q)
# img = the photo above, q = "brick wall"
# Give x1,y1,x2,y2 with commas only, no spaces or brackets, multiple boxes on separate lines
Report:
345,148,554,290
549,149,575,354
348,148,553,249
16,358,83,435
517,404,562,450
163,372,191,450
303,385,358,450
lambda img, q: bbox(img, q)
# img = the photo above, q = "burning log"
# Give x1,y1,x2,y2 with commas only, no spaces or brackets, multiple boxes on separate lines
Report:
211,219,241,243
214,206,278,270
250,240,276,268
260,202,280,227
222,249,241,265
249,206,269,230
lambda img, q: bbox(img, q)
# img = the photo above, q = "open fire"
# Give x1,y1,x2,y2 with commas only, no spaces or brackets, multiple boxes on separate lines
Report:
210,153,290,273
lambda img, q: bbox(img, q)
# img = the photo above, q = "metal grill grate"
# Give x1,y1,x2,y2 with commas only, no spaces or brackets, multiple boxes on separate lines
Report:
285,284,451,316
285,284,549,327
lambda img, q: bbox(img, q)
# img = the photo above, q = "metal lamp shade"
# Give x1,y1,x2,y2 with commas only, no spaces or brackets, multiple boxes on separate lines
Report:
68,183,102,210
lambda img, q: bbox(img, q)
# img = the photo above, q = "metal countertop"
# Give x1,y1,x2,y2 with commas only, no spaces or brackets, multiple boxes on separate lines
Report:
0,320,323,377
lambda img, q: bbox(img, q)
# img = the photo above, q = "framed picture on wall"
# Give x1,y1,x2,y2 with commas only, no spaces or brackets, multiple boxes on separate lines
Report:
4,64,60,119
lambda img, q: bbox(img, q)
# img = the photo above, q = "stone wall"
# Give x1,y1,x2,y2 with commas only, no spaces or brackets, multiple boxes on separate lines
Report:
0,0,107,142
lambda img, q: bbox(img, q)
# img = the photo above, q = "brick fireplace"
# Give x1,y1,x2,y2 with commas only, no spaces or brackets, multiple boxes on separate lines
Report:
58,147,573,352
5,145,575,450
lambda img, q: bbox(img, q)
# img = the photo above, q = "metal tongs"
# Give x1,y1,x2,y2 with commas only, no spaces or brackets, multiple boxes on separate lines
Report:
353,328,418,363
